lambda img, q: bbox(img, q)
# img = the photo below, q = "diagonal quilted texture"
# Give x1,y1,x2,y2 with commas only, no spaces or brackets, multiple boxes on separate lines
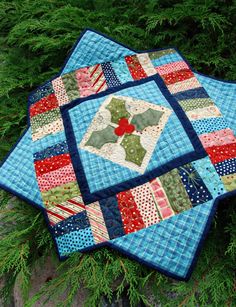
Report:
0,29,236,281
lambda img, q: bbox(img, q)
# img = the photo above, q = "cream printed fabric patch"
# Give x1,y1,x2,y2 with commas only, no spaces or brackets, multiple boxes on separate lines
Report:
79,95,172,173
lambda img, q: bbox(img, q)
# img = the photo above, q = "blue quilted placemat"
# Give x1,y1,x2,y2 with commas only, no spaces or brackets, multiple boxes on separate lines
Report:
0,29,235,281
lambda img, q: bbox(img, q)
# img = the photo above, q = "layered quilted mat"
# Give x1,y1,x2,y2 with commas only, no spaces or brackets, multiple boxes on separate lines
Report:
0,29,236,281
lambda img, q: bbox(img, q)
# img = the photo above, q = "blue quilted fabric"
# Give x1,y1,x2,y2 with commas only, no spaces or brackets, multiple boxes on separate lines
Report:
111,200,214,279
0,129,43,207
62,30,134,74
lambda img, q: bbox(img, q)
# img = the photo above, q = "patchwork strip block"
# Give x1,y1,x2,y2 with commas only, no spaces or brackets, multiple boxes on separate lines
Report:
99,196,125,239
117,190,145,234
199,129,236,148
30,93,59,117
214,158,236,177
205,143,236,164
179,98,214,112
149,178,175,219
131,182,160,227
41,181,79,207
125,55,147,80
155,60,189,75
186,105,221,121
86,202,110,243
162,68,194,85
52,77,70,106
37,164,77,192
34,153,72,176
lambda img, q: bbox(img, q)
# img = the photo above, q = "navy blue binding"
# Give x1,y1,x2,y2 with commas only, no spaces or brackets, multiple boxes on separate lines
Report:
0,28,235,281
61,74,207,204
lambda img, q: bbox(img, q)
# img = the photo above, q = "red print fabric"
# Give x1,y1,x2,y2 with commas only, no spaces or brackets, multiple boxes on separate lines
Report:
35,153,72,177
30,93,59,117
205,143,236,164
125,55,147,80
162,68,194,85
117,190,145,234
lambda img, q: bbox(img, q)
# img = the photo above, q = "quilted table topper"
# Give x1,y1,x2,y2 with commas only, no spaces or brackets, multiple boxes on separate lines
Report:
1,29,236,281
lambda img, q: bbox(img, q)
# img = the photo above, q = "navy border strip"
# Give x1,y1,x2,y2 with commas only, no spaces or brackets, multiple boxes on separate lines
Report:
61,74,207,204
0,28,235,282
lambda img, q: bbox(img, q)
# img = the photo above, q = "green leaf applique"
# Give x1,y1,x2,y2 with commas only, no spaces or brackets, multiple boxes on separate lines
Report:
106,97,130,124
121,134,146,166
85,125,118,149
131,108,164,131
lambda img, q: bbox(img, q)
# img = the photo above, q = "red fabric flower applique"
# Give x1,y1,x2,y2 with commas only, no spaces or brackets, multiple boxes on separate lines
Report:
114,118,135,136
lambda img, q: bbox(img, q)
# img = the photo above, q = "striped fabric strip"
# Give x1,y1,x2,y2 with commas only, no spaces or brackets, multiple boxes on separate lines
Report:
29,82,54,105
148,48,176,60
31,108,61,131
159,169,192,213
86,202,110,243
205,143,236,164
178,98,214,112
33,140,68,161
221,173,236,191
41,181,79,207
101,62,122,87
88,64,108,93
75,67,95,97
214,158,236,177
173,87,209,101
46,195,86,225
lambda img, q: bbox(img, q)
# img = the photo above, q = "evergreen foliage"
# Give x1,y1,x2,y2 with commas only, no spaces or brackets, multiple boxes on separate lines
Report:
0,0,235,305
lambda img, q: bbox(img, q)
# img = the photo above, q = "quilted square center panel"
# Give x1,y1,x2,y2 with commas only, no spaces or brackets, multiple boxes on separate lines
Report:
62,76,206,204
79,94,172,173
